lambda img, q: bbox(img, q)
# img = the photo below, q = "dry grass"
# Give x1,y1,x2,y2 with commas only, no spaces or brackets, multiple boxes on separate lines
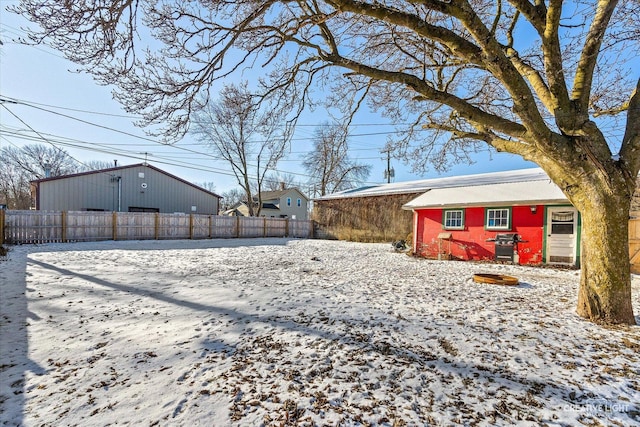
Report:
313,193,418,243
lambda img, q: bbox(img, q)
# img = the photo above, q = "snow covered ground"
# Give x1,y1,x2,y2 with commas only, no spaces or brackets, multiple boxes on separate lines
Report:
1,238,639,426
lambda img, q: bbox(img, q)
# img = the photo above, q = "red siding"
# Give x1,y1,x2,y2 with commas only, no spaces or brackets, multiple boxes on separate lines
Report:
414,205,544,265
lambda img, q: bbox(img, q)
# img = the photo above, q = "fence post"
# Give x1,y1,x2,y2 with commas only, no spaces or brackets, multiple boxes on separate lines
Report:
112,211,118,241
263,217,267,237
155,212,160,240
189,214,194,240
61,211,68,243
285,218,289,238
236,216,240,238
0,209,4,246
209,215,213,239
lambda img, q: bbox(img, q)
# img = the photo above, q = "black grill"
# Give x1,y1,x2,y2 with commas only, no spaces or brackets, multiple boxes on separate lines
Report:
488,233,523,263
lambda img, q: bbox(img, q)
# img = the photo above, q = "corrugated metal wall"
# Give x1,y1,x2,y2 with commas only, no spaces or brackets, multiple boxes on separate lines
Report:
37,165,219,214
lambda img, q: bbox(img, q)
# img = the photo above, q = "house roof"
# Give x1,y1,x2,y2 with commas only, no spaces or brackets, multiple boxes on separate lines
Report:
402,176,567,210
315,167,550,200
256,190,287,200
229,201,280,211
256,188,308,201
31,163,222,199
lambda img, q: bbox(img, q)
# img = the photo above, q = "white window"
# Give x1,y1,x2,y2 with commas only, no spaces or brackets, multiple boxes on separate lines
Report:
486,208,510,230
443,210,464,229
287,197,291,206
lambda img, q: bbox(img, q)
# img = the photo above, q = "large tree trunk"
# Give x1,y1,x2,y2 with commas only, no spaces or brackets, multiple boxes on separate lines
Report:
575,189,636,325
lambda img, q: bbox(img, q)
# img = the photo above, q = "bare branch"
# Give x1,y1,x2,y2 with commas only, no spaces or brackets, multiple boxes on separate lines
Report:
506,0,546,33
538,0,572,126
505,48,554,114
571,0,619,116
190,81,292,216
12,0,637,183
303,122,371,195
620,78,640,177
328,0,484,63
443,1,552,142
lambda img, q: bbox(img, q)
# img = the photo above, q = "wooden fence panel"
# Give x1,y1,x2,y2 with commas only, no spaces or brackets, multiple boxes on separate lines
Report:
191,214,211,239
211,216,238,238
158,213,190,240
289,219,312,238
1,210,313,244
5,210,62,244
116,212,156,240
265,218,286,237
239,217,265,238
66,211,113,242
630,212,640,274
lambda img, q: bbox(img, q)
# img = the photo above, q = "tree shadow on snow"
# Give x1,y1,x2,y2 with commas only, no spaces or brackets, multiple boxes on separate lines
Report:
516,281,534,289
20,258,640,425
0,251,47,427
22,237,298,254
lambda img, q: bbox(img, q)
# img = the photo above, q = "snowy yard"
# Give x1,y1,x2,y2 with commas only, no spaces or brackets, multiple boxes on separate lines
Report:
1,238,639,426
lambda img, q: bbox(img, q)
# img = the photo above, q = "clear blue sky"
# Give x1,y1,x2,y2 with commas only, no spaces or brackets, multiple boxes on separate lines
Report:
0,1,536,195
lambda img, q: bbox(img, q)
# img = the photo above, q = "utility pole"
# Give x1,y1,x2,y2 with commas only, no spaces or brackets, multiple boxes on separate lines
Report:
382,149,394,183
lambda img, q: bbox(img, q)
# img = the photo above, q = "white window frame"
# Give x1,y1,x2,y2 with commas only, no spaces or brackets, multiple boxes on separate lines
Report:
486,208,511,230
443,209,464,230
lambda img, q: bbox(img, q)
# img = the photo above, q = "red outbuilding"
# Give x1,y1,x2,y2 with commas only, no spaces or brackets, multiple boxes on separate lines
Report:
402,168,581,267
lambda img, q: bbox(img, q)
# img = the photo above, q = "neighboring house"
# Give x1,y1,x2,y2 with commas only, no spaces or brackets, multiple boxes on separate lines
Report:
402,168,581,267
313,179,446,242
223,188,309,220
30,163,221,214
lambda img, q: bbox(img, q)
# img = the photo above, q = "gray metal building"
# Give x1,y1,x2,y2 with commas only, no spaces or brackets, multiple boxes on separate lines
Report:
31,163,221,214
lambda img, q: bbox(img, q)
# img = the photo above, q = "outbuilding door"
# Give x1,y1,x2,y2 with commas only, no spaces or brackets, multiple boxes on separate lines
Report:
545,207,579,266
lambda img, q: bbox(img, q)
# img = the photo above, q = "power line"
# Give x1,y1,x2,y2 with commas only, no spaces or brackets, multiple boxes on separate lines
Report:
1,102,90,170
0,98,394,183
0,121,318,184
0,96,430,169
0,98,274,173
0,127,245,179
0,23,68,60
0,95,413,129
1,96,449,187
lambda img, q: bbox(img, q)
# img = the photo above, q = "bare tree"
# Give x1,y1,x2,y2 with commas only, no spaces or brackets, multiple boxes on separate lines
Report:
0,144,80,209
195,181,217,193
262,173,299,192
80,160,118,171
190,82,292,216
13,0,640,324
0,160,31,210
303,123,371,197
220,188,245,212
3,144,79,178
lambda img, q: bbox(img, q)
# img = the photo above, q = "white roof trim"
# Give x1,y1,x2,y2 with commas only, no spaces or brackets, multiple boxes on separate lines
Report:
402,178,568,210
315,167,549,200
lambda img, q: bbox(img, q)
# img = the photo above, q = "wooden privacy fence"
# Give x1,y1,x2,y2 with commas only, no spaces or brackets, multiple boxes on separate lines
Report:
1,210,313,245
629,211,640,274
